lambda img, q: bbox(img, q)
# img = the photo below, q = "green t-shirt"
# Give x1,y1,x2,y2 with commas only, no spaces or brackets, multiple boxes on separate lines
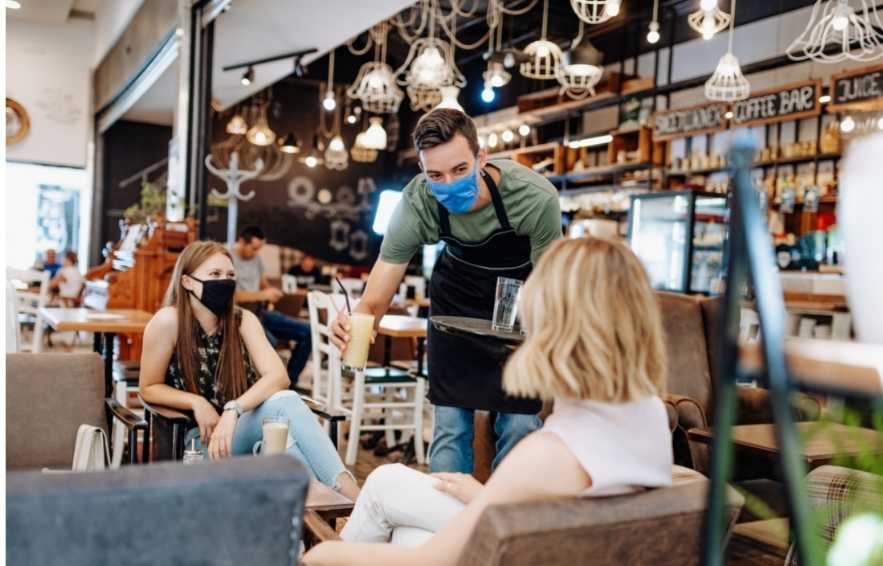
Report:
380,159,562,265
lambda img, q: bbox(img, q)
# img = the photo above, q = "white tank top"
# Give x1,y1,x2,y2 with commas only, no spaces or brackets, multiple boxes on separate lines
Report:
542,395,673,496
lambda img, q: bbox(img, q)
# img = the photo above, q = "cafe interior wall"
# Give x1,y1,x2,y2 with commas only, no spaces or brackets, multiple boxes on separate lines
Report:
203,79,420,267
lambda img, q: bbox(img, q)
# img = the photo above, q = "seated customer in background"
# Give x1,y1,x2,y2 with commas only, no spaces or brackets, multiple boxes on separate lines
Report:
304,237,672,564
48,250,83,303
287,254,329,288
231,225,312,386
139,241,358,500
38,248,62,278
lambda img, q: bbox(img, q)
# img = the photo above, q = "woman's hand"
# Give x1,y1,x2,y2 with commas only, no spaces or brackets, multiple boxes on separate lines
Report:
431,472,484,504
208,410,237,459
191,397,220,445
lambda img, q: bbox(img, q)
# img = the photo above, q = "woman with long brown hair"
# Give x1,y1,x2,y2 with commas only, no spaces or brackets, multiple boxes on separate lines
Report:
139,241,359,499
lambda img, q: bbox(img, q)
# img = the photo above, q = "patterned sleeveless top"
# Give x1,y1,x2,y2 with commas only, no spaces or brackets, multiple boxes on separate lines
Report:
165,309,259,411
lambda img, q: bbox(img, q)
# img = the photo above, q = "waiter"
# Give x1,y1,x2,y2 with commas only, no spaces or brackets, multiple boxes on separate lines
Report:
331,108,561,474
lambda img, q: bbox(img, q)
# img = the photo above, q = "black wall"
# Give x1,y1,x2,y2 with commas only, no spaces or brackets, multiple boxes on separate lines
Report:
205,80,419,267
98,120,172,262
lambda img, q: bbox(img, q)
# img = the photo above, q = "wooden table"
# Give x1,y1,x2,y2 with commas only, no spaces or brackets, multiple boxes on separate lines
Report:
40,307,153,397
376,315,427,376
303,479,354,548
688,422,882,470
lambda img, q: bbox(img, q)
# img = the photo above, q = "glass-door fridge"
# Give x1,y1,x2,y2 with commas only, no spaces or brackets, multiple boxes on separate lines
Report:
627,190,729,295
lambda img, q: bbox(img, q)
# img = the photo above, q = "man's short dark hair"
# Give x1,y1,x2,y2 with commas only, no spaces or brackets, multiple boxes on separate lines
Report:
64,250,78,265
413,108,480,156
238,225,265,242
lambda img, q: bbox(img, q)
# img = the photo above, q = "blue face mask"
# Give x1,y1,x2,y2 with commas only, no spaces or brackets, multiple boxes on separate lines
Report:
427,164,480,214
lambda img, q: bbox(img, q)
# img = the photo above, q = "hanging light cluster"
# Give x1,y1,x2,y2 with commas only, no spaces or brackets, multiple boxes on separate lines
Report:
478,122,533,151
787,0,883,63
521,0,563,80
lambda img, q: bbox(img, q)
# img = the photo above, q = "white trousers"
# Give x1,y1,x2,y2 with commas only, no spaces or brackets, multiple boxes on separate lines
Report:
340,464,466,547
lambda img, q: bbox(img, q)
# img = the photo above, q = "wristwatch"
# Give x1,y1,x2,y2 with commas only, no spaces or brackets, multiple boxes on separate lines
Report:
223,400,243,417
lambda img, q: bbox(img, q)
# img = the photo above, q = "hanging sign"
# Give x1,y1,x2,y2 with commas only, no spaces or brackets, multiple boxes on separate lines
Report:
828,63,883,112
730,80,822,127
652,102,728,141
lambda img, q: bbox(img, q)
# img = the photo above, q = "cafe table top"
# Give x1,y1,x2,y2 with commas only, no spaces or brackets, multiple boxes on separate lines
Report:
688,422,882,467
306,479,354,516
377,315,427,339
39,307,153,334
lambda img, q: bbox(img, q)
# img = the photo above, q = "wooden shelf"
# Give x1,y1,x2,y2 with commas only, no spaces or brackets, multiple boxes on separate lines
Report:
487,141,560,160
667,153,842,177
547,161,653,184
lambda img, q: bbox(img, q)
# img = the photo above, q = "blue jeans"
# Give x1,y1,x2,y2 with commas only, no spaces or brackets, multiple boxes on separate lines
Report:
184,391,351,489
261,310,312,386
427,405,541,473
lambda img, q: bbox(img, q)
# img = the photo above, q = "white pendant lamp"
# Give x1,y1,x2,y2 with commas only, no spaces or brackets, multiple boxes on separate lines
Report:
521,0,563,80
347,22,404,114
226,113,248,135
787,0,883,63
705,0,750,102
435,86,464,112
647,0,661,44
246,104,276,146
688,0,731,41
570,0,620,24
324,135,349,170
557,21,604,100
360,117,387,151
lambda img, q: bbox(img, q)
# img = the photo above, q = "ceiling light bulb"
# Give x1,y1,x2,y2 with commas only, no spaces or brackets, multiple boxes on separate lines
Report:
831,4,850,32
329,135,345,152
305,155,318,168
724,110,734,119
481,85,496,103
503,52,516,69
700,0,717,11
536,43,550,57
819,94,832,104
241,67,254,86
518,123,531,137
701,13,717,39
647,21,660,44
322,92,336,111
490,74,506,88
6,0,21,8
501,129,515,143
605,0,620,17
840,116,856,133
488,132,499,148
346,114,357,124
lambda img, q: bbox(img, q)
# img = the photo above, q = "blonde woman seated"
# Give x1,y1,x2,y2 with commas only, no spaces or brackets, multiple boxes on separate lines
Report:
139,241,359,500
304,237,672,565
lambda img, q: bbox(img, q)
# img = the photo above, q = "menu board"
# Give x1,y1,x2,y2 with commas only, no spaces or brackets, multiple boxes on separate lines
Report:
730,80,822,127
829,63,883,112
652,102,728,141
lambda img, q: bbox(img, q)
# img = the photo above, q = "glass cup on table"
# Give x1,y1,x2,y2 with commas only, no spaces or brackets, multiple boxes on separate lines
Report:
492,277,523,332
342,312,375,372
253,416,290,456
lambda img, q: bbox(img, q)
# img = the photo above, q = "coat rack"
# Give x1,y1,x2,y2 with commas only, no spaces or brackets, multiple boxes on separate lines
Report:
204,151,263,245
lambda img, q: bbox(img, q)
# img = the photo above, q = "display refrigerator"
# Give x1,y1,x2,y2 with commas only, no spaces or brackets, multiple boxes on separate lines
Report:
627,190,730,295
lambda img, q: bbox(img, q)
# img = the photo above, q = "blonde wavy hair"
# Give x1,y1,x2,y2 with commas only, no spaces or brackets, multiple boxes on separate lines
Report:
503,237,667,402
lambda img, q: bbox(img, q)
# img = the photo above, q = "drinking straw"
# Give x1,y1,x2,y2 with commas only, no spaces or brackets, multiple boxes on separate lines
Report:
335,277,353,315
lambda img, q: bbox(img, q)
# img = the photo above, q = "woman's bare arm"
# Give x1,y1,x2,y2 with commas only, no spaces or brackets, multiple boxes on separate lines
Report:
233,309,290,411
138,307,204,410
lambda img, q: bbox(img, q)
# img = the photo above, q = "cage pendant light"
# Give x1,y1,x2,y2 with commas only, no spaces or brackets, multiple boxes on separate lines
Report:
520,0,563,80
786,0,883,63
688,6,731,40
557,20,604,99
705,0,750,102
347,22,404,114
324,92,348,171
570,0,620,24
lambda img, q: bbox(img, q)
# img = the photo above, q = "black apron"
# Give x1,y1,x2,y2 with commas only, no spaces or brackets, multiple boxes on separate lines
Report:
427,168,542,414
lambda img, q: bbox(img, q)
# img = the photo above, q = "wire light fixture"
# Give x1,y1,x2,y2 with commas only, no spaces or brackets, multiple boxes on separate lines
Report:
435,86,465,112
705,0,749,102
360,117,388,150
786,0,883,63
246,101,276,146
322,50,337,111
570,0,620,24
226,113,248,135
351,131,379,163
557,20,604,99
688,0,731,41
647,0,661,44
521,0,563,80
324,88,348,171
347,22,404,114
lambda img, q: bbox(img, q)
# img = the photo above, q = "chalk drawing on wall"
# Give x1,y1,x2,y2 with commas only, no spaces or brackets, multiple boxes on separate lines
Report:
287,176,316,207
349,230,369,261
357,177,377,194
329,220,351,252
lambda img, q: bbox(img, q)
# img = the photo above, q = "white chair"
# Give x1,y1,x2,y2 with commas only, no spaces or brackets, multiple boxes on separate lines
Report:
281,274,298,294
6,280,21,352
308,291,426,466
6,268,50,353
306,291,344,409
398,276,427,317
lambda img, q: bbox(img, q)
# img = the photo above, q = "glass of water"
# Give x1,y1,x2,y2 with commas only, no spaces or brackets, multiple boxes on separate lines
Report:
492,277,523,332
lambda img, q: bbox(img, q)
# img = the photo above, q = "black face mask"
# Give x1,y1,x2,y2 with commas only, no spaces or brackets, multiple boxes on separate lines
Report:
187,276,236,317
